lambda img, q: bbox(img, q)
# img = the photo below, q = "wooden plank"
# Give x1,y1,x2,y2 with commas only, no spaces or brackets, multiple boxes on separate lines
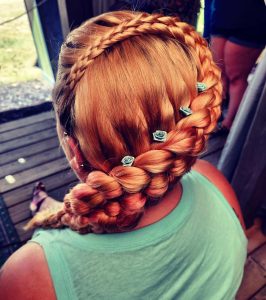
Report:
0,128,57,154
15,220,34,243
49,182,78,199
236,257,266,300
0,118,56,143
0,136,59,165
250,285,266,300
10,198,44,225
247,219,266,254
0,111,54,133
252,244,266,271
3,168,78,207
0,147,64,179
0,157,70,193
9,180,78,224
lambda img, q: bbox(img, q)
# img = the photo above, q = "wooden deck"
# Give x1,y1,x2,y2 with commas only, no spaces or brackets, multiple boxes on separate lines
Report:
0,111,78,243
0,111,265,298
237,220,266,300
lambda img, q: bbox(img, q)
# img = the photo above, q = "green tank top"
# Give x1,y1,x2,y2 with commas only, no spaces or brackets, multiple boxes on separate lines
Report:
30,170,247,300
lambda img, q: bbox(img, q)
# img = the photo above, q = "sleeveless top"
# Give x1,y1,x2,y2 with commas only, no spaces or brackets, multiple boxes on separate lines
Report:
30,170,247,300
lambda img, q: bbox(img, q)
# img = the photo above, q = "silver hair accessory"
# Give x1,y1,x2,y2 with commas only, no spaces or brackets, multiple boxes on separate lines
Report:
197,82,207,92
153,130,167,142
179,107,193,117
121,155,135,167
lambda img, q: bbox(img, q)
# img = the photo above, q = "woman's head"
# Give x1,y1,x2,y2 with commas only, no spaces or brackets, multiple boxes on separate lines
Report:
28,11,222,233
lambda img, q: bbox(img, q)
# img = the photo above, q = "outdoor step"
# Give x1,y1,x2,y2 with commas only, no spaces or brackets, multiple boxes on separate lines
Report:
236,257,266,300
0,118,56,143
0,111,54,133
15,220,35,243
3,167,77,208
250,285,266,300
0,157,70,193
0,136,59,165
252,243,266,271
0,127,58,154
247,220,266,254
0,147,64,179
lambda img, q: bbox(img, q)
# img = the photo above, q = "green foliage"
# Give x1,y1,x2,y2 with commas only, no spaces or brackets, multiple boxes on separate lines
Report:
0,0,42,84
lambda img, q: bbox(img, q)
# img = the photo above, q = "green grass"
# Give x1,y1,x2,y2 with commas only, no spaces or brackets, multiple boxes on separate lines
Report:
0,0,42,84
196,1,204,34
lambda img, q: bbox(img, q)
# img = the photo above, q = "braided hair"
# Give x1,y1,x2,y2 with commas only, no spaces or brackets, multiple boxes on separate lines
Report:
27,11,222,233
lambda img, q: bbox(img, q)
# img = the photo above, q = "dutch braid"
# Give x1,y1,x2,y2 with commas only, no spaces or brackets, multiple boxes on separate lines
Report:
27,11,222,233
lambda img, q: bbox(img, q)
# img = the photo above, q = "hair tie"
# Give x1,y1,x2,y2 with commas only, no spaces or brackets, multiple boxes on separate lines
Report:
121,155,135,167
197,82,207,92
179,107,192,117
153,130,167,142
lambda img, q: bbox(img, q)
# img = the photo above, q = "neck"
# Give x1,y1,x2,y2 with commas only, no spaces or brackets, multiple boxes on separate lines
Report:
135,182,183,230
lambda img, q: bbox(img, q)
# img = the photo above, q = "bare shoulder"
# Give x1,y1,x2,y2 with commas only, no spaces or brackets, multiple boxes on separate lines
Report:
0,242,56,300
192,159,233,194
192,159,246,230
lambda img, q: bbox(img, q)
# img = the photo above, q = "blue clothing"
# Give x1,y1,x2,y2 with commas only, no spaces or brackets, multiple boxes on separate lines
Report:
30,170,247,300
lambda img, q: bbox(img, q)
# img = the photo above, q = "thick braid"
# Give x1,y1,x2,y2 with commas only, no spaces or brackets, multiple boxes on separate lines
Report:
66,14,179,90
27,11,222,233
27,133,205,233
65,14,217,93
27,157,177,233
27,143,196,233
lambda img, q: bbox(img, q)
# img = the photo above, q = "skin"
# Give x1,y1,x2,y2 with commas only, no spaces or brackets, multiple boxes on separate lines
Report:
211,37,262,129
0,138,246,299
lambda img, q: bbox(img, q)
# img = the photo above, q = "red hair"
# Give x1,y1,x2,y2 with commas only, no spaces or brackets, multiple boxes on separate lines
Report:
27,11,222,233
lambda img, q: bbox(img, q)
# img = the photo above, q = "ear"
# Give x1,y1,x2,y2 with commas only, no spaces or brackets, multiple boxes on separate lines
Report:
64,136,89,182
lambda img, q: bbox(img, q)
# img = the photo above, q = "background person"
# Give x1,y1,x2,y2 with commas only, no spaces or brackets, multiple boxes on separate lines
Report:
210,0,266,132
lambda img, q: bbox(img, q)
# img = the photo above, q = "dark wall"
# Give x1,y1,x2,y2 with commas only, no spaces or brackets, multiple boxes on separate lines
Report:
65,0,94,30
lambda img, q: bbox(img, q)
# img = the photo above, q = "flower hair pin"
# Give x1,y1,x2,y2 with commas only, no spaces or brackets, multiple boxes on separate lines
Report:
197,82,207,92
179,107,192,117
153,130,167,142
121,155,135,167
